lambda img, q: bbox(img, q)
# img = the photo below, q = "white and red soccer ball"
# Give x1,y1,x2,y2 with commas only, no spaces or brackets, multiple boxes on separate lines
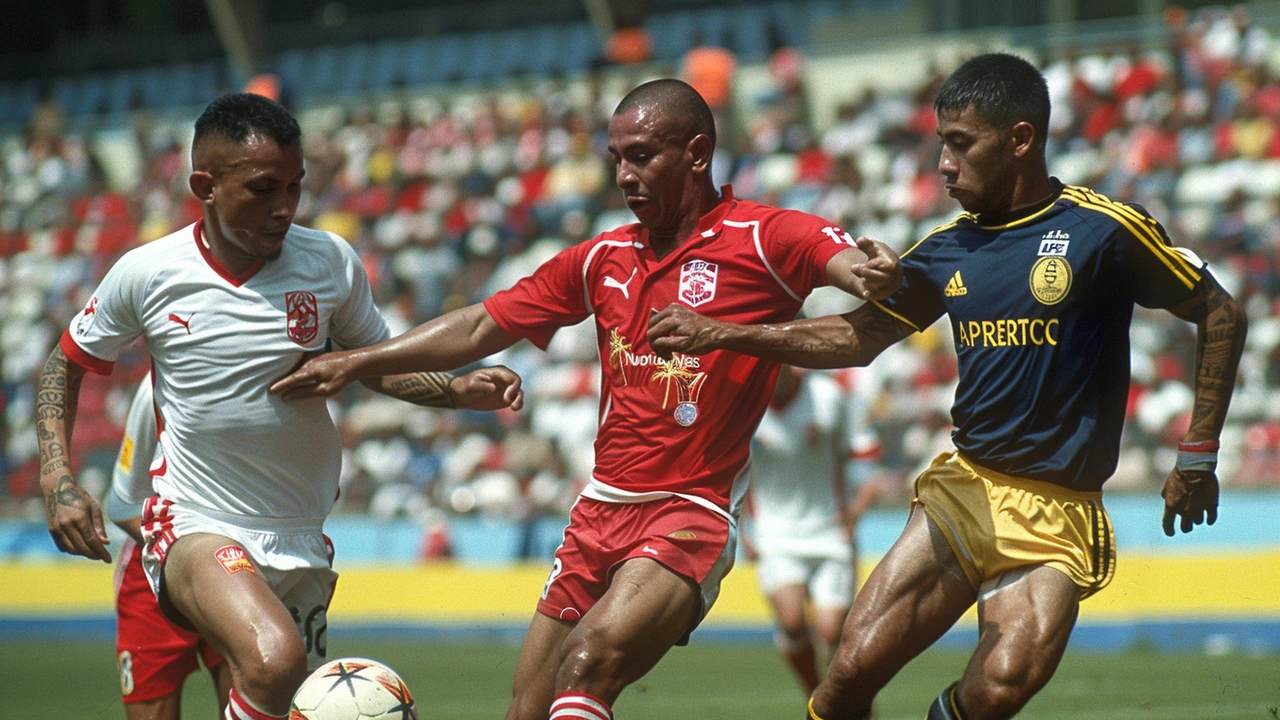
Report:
290,657,417,720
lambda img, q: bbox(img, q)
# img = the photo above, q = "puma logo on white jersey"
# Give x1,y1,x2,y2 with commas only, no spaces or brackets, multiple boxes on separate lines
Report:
602,268,639,299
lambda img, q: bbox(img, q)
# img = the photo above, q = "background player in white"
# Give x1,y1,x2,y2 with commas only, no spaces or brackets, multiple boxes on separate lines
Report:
108,376,233,719
35,92,524,720
746,364,879,696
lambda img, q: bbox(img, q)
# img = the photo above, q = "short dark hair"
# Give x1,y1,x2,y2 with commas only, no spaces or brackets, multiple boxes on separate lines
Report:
614,78,717,149
935,53,1050,148
193,92,301,150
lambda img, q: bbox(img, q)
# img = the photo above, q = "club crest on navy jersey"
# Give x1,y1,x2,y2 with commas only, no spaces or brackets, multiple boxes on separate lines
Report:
1029,256,1072,306
678,259,718,308
286,290,319,344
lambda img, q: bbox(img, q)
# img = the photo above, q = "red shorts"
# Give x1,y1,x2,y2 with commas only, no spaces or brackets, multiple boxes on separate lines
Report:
537,496,736,636
115,538,223,703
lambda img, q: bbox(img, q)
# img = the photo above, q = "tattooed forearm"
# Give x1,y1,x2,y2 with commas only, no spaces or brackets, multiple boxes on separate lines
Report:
1185,283,1248,440
724,304,912,369
382,372,458,408
36,347,84,486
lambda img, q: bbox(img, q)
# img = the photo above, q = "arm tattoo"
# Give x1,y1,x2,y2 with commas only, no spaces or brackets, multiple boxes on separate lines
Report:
36,347,84,487
383,372,457,408
1184,282,1247,440
726,304,910,369
45,472,91,522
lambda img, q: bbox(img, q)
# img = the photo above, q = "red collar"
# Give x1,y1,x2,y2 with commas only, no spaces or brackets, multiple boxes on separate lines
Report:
193,219,265,287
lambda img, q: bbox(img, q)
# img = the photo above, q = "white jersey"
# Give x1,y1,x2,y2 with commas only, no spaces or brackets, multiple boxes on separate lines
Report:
750,372,852,560
64,220,391,523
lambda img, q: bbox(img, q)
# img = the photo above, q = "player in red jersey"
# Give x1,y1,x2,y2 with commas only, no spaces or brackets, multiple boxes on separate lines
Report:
270,78,902,720
110,377,232,719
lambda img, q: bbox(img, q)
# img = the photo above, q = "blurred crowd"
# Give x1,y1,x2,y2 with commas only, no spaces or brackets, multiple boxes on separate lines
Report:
2,5,1279,535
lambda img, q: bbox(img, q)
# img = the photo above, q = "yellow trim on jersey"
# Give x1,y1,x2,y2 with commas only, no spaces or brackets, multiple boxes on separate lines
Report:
972,199,1060,230
901,216,966,259
870,300,921,332
1062,187,1201,289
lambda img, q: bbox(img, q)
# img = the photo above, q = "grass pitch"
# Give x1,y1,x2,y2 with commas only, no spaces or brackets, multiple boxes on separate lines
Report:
3,636,1277,719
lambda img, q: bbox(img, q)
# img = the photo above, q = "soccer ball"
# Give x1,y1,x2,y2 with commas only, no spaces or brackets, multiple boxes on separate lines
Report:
289,657,418,720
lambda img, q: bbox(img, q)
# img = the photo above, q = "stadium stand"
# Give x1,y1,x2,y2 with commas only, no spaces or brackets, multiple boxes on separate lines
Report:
1,1,1279,552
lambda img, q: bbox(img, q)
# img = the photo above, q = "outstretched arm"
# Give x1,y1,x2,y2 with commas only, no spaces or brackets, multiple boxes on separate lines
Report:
1159,275,1247,536
361,366,524,412
272,303,521,400
647,302,915,369
36,346,111,562
825,237,903,302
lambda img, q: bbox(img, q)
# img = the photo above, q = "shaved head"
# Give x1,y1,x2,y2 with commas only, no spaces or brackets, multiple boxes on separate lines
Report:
192,93,301,172
614,79,716,149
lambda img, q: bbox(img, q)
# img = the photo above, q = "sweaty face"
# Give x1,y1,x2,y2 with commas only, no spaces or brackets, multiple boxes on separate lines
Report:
607,106,696,235
936,106,1017,215
204,134,304,263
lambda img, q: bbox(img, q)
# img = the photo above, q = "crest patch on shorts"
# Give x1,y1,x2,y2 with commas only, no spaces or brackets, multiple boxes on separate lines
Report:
215,545,257,575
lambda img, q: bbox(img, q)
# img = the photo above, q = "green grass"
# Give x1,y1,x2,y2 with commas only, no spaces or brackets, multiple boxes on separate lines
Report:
3,637,1278,719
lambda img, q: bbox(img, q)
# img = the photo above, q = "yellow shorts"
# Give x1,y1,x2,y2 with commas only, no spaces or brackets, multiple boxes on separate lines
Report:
913,451,1116,600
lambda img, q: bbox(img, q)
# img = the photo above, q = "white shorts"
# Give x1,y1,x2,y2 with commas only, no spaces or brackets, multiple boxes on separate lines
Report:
140,497,338,670
756,552,854,610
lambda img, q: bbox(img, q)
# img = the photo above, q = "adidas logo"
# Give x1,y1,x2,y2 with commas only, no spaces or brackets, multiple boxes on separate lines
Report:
944,271,968,297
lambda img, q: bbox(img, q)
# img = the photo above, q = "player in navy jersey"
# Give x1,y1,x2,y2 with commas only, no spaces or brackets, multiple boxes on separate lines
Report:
648,53,1247,720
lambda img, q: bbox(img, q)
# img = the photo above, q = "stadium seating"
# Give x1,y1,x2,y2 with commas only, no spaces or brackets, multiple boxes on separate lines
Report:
0,2,1278,538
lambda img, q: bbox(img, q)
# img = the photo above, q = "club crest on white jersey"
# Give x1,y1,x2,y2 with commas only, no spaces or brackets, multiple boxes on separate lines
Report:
286,291,319,344
76,297,99,335
678,259,718,308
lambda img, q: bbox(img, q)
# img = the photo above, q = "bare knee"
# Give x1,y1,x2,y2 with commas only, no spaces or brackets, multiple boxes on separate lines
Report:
232,625,309,710
814,611,846,650
774,606,807,640
555,624,628,698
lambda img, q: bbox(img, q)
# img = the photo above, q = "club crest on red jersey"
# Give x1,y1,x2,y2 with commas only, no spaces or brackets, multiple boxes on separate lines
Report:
679,259,718,308
285,291,319,345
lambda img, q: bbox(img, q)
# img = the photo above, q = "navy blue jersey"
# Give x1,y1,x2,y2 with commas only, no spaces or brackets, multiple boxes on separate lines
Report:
876,183,1206,490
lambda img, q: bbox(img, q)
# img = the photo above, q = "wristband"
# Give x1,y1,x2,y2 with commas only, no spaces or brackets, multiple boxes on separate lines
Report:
1176,450,1218,473
1177,440,1220,453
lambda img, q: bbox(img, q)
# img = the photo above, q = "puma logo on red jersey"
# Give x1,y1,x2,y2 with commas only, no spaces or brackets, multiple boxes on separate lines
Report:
168,312,194,334
602,268,639,300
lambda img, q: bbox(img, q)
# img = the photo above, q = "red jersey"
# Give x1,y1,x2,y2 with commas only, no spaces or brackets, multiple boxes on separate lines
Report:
484,188,853,518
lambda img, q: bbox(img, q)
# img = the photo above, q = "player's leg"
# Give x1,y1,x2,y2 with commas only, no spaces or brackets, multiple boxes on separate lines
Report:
160,532,307,717
506,613,576,720
505,558,699,720
117,537,201,720
770,582,821,693
199,638,233,714
760,552,822,693
931,566,1079,720
211,660,234,715
552,557,701,717
123,693,183,720
810,509,977,720
810,556,856,658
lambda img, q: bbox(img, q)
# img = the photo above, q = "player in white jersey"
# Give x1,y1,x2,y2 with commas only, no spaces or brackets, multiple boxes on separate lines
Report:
109,376,233,719
747,365,879,696
35,93,524,720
